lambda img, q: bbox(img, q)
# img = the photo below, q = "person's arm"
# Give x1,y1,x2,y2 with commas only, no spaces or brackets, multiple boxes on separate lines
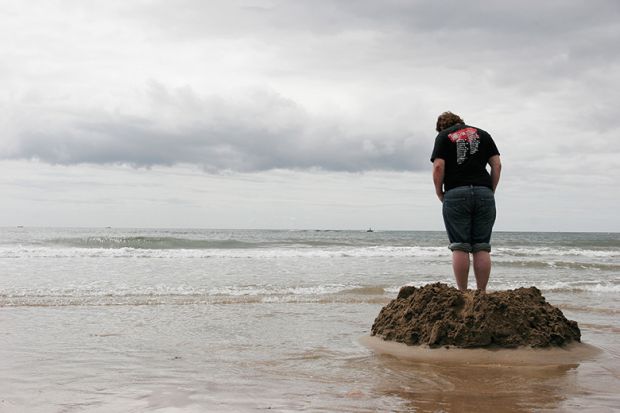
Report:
489,155,501,192
432,158,445,202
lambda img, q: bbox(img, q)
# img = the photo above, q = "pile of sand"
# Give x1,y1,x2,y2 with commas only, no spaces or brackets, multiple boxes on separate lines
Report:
371,283,580,348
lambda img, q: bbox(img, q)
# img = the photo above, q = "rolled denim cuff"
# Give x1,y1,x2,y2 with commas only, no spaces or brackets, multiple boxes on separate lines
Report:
472,243,491,253
448,242,472,253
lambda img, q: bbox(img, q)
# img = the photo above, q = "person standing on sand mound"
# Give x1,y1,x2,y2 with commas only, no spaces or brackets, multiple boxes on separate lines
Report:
430,112,502,292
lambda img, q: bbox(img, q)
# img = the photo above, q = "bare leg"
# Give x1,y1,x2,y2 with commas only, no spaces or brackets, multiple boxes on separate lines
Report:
452,251,470,291
473,251,491,291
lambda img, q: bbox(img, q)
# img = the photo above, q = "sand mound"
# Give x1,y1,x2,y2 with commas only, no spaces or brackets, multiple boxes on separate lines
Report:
371,283,580,348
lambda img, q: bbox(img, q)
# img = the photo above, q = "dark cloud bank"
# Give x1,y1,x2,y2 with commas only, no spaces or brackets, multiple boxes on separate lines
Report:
8,85,427,172
4,0,619,172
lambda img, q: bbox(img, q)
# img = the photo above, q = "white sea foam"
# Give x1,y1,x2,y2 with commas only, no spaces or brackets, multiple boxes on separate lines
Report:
498,282,620,294
2,279,618,308
1,283,376,300
494,247,619,259
385,281,620,295
2,244,617,260
587,284,620,293
0,245,450,259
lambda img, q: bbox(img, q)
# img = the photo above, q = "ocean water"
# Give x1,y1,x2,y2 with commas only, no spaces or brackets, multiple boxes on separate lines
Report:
0,228,618,412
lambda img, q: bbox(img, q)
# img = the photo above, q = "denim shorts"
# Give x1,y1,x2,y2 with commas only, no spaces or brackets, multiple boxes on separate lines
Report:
442,185,496,253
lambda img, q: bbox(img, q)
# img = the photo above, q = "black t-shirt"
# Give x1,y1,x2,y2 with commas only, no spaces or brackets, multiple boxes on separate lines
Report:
430,123,500,191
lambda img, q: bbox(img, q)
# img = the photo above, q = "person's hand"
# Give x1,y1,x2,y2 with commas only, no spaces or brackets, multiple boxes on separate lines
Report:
437,191,444,203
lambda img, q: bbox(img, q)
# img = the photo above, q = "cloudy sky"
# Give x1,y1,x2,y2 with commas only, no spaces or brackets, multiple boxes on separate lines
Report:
1,0,619,231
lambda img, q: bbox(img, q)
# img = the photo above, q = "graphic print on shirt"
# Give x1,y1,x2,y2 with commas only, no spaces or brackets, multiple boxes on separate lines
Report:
448,127,480,165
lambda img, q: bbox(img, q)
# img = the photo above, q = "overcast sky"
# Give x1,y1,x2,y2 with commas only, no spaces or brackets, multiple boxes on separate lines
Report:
1,0,619,231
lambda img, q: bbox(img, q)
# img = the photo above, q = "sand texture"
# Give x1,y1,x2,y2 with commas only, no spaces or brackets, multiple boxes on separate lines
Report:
371,283,581,348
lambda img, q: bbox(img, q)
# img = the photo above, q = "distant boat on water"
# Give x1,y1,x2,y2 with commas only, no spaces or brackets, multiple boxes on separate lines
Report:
366,228,374,233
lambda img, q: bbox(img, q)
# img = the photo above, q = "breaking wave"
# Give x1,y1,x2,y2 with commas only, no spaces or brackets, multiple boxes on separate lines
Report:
1,244,618,263
47,236,273,250
2,280,618,308
0,245,449,259
0,283,391,307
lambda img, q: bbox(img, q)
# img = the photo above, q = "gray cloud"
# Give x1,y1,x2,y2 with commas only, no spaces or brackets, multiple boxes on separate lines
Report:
2,0,620,172
5,83,428,172
132,0,619,38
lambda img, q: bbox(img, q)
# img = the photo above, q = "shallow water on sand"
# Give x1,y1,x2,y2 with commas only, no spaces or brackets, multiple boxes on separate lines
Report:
0,228,618,412
1,303,618,412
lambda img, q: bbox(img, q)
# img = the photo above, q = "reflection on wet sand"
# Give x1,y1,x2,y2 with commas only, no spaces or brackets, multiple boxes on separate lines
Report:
377,359,577,412
361,336,602,412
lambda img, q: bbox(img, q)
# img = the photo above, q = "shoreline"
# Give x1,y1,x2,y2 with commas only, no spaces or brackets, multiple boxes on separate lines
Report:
359,335,602,366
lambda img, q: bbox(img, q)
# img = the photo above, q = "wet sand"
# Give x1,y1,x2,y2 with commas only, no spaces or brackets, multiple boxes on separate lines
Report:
359,336,616,413
360,336,601,366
